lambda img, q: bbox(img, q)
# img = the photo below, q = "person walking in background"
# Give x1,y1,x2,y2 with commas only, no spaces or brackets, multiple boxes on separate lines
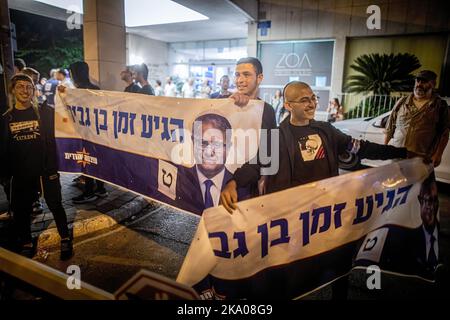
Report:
154,80,164,96
199,79,212,98
182,78,196,98
164,77,177,97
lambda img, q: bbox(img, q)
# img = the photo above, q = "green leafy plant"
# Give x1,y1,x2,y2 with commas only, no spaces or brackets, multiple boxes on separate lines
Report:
16,34,83,77
345,53,421,95
344,53,420,119
12,10,83,78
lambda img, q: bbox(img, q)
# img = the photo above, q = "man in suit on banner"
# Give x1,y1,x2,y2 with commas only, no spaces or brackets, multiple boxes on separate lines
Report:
356,173,441,279
163,112,249,215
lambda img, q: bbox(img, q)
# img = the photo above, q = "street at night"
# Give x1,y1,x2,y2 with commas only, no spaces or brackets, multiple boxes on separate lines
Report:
1,0,450,313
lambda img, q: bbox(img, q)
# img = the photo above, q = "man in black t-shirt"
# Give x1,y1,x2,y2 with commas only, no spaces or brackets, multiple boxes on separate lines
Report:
121,66,140,93
133,63,154,96
0,74,73,260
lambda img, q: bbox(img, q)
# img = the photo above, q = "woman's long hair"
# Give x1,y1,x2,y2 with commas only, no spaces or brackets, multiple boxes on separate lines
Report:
332,98,341,109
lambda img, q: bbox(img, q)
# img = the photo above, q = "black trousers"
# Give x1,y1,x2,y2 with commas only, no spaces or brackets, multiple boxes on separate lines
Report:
9,174,70,245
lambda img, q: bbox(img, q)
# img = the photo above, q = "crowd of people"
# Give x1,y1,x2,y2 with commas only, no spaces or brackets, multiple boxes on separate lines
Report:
119,63,235,101
14,58,347,129
119,62,352,127
0,55,448,299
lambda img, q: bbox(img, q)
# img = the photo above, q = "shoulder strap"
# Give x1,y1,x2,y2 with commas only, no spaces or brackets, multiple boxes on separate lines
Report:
392,95,407,113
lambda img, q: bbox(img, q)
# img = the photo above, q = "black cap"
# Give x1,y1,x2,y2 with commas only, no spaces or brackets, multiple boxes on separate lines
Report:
416,70,437,82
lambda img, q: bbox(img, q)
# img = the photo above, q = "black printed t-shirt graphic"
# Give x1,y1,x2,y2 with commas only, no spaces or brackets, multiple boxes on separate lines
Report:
8,107,44,177
289,123,331,186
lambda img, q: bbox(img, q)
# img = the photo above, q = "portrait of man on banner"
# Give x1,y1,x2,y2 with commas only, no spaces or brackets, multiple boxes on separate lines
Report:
160,112,251,215
355,172,441,280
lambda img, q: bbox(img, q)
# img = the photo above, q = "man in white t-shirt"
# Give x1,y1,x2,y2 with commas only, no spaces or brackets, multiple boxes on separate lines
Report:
164,77,177,97
56,69,75,89
182,78,196,98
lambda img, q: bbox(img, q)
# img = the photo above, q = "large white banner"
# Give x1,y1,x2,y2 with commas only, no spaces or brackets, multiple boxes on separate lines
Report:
177,158,441,299
55,89,265,214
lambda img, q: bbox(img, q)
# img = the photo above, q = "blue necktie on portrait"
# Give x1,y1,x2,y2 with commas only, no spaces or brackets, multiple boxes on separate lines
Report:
204,179,214,209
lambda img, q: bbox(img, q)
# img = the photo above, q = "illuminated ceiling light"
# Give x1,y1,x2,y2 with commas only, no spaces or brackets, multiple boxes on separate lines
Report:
34,0,209,27
124,0,209,27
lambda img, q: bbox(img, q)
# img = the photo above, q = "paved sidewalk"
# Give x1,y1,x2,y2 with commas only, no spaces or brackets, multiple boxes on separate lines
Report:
0,173,157,250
